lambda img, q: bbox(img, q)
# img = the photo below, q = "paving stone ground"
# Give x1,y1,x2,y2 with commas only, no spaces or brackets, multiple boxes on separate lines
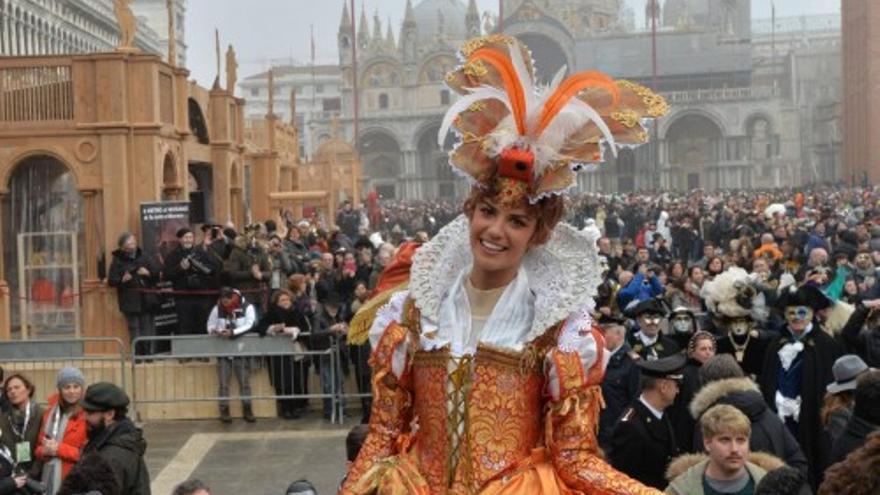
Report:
143,413,361,495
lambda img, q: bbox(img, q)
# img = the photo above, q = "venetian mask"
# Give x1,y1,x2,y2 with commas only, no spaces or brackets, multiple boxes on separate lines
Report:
727,317,752,337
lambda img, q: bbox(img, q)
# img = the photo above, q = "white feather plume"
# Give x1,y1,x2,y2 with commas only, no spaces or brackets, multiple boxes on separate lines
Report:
508,44,537,129
530,97,616,173
438,85,513,148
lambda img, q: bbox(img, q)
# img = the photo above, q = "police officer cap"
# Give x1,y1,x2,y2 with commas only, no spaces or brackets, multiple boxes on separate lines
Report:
80,382,130,412
628,298,668,319
636,353,687,380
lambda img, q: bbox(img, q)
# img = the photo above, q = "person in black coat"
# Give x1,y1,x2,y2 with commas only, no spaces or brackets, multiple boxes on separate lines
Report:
625,298,680,361
163,228,222,335
312,292,349,420
598,319,640,449
828,370,880,467
256,289,311,419
759,287,845,487
667,331,717,453
107,232,158,356
840,298,880,367
608,354,686,490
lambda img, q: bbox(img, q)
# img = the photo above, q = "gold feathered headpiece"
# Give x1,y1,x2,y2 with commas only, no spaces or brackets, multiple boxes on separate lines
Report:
439,35,668,204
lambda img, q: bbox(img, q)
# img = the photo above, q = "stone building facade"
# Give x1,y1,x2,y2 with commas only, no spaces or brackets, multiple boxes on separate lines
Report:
842,0,879,185
301,0,840,199
0,0,176,60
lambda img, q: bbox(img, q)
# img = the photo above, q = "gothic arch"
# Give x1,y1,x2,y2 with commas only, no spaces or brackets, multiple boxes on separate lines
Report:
417,52,458,83
659,108,727,140
360,58,403,88
743,112,776,136
358,128,402,180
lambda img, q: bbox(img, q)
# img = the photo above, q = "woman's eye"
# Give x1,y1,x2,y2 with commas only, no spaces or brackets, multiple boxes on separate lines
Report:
510,218,526,228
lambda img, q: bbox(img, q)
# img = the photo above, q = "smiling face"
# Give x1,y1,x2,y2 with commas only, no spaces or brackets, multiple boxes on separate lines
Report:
60,383,84,406
468,198,537,288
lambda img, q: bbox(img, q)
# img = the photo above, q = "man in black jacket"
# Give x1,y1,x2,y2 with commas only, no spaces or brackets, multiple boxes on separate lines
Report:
81,383,151,495
108,232,158,356
828,370,880,466
163,228,222,335
609,353,686,489
598,318,640,449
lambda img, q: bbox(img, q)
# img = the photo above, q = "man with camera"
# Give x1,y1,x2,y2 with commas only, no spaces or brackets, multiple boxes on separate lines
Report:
108,232,158,357
163,227,222,336
207,287,257,423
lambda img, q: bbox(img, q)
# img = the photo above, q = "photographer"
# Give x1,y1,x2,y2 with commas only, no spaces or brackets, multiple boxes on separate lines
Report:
616,262,664,311
207,287,257,423
223,227,271,311
163,228,222,335
107,232,158,356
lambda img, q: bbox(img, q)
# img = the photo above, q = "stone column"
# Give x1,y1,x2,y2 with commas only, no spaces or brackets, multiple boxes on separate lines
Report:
80,190,100,281
0,191,9,340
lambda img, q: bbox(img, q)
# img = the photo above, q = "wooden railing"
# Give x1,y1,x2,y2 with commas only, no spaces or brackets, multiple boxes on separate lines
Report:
0,63,73,122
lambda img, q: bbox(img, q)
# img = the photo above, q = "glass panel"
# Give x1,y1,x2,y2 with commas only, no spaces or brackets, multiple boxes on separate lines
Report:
2,155,83,338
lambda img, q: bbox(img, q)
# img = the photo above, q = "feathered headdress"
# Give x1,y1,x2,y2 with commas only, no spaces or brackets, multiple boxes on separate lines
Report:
439,35,668,205
700,267,768,323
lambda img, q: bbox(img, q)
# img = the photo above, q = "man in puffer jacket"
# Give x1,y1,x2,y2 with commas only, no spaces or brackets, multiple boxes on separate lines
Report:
689,355,809,476
665,404,785,495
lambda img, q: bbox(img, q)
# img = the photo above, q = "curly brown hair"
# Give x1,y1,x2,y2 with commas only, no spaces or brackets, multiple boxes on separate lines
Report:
818,430,880,495
462,184,565,246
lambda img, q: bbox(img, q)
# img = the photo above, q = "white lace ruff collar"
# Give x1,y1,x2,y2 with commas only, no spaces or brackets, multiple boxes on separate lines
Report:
409,214,601,343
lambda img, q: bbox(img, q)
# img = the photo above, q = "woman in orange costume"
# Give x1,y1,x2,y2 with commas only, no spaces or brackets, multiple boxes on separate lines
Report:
341,35,668,495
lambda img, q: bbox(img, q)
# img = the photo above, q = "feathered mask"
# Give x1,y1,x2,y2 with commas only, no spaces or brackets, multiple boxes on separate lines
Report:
439,35,668,205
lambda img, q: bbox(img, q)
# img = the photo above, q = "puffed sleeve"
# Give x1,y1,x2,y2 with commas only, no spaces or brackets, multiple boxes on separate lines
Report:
340,291,416,494
544,309,662,495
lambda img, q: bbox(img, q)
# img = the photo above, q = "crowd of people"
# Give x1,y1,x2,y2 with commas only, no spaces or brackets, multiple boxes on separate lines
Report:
96,186,880,493
0,366,149,495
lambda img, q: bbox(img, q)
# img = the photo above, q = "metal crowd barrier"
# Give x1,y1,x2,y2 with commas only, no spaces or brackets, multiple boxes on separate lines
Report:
0,337,128,405
130,334,343,424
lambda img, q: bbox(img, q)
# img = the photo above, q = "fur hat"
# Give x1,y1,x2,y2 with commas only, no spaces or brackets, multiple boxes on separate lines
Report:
700,267,768,322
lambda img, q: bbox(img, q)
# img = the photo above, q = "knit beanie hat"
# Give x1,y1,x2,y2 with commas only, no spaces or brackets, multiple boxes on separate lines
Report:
56,366,85,389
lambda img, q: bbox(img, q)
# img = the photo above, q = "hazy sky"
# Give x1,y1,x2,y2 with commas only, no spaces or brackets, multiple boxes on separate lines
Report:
184,0,839,89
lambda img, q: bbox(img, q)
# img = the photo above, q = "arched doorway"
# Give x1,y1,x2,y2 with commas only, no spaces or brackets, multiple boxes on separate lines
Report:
2,155,84,337
358,130,401,199
515,32,568,84
665,114,723,190
416,123,456,199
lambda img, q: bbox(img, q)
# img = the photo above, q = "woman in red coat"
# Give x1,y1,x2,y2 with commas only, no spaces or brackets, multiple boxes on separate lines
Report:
35,367,88,495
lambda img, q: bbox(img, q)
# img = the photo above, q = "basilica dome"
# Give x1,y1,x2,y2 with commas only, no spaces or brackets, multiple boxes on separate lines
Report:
413,0,468,46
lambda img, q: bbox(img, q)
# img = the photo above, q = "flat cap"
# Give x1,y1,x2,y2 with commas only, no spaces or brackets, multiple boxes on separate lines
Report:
80,382,130,412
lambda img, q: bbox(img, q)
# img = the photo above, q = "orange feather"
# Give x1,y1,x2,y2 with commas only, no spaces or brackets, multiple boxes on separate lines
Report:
535,71,620,138
469,48,528,136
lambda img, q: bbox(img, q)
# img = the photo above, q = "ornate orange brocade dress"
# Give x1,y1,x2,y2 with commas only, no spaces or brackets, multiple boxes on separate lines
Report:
340,217,661,495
